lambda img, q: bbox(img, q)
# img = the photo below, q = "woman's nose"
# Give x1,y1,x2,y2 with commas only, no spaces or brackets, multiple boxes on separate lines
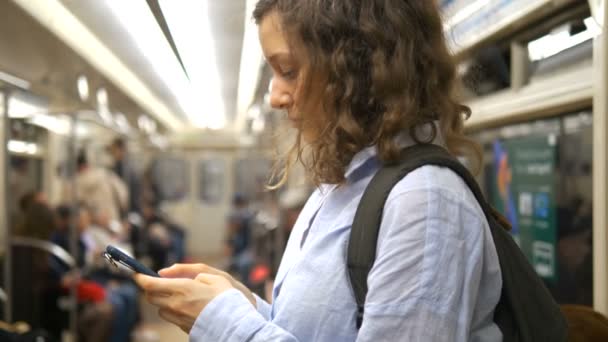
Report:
269,78,293,110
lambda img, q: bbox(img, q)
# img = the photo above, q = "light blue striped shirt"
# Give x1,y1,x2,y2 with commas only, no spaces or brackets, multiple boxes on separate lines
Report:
191,142,502,341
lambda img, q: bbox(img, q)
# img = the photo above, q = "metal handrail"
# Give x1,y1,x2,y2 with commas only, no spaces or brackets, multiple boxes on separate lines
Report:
11,237,76,269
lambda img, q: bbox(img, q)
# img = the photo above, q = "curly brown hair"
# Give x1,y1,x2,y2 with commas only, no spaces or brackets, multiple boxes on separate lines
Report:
255,0,480,186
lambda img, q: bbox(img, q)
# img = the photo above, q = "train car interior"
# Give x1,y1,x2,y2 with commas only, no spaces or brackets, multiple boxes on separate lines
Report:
0,0,607,341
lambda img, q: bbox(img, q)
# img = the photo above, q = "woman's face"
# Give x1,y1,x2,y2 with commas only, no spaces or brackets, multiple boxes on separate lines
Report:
258,11,326,143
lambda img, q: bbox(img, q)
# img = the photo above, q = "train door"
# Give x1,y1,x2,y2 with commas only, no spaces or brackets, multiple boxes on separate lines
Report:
193,153,234,260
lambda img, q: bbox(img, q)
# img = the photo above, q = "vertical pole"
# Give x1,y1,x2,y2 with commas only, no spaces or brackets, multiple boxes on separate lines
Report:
1,89,12,323
67,113,79,341
510,41,530,90
592,0,608,315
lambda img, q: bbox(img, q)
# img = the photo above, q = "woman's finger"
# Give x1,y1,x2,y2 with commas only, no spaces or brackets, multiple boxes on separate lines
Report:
134,274,190,293
195,273,224,285
160,263,230,280
159,263,209,278
146,292,173,308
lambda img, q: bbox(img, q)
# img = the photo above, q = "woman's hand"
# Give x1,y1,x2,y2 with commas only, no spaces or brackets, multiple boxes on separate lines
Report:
134,273,234,333
159,263,256,307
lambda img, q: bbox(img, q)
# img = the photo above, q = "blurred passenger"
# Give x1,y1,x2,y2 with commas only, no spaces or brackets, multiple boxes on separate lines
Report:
74,150,128,223
15,191,53,239
8,157,31,231
141,160,162,209
141,200,172,271
225,193,254,287
278,186,309,243
51,205,88,271
50,205,138,342
88,206,133,256
552,206,593,305
258,186,309,300
140,200,187,269
166,218,187,265
18,190,47,211
247,191,279,297
48,205,113,342
107,137,141,214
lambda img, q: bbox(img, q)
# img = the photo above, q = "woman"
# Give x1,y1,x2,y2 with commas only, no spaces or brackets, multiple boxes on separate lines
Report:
135,1,502,340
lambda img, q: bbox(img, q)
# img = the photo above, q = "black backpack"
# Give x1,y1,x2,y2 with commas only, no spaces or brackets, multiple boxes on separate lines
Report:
347,144,568,341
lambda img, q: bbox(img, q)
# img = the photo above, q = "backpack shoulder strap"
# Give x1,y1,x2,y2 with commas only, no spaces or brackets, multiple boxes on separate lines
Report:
347,144,492,328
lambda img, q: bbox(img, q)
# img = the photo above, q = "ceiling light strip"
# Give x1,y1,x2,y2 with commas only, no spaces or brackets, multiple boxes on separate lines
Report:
159,0,226,129
10,0,184,132
235,0,265,133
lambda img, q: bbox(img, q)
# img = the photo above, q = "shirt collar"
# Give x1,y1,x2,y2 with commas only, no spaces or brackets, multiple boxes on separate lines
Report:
343,121,444,180
343,146,377,180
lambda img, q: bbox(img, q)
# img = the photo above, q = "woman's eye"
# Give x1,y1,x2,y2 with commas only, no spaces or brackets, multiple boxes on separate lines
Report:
281,70,296,79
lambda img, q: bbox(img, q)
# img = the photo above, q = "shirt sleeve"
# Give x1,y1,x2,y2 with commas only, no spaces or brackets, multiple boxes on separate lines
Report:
253,293,272,320
190,289,300,342
355,185,487,342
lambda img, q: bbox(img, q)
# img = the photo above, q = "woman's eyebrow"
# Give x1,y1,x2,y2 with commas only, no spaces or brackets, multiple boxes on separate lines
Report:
267,52,291,64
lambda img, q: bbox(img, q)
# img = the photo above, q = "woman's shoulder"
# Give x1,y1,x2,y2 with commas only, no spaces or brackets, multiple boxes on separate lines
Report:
385,164,487,226
388,164,479,201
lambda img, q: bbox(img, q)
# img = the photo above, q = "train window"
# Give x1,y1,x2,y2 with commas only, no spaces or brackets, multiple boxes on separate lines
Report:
9,119,46,148
150,157,190,202
460,45,511,98
528,15,595,81
198,159,225,205
453,1,593,100
473,110,593,306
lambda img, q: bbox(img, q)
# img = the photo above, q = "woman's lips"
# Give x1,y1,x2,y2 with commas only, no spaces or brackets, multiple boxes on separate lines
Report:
287,113,301,125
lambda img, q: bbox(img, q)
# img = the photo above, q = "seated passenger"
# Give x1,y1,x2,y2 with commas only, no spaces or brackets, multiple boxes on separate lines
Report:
141,200,172,271
88,206,134,261
165,218,187,265
15,191,54,239
48,205,113,342
50,205,138,342
225,193,254,287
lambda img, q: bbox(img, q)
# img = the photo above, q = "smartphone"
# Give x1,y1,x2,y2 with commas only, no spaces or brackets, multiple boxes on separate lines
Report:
103,245,160,277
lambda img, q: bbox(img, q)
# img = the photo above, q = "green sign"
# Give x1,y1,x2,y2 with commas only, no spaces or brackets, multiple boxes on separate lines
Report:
491,135,557,282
